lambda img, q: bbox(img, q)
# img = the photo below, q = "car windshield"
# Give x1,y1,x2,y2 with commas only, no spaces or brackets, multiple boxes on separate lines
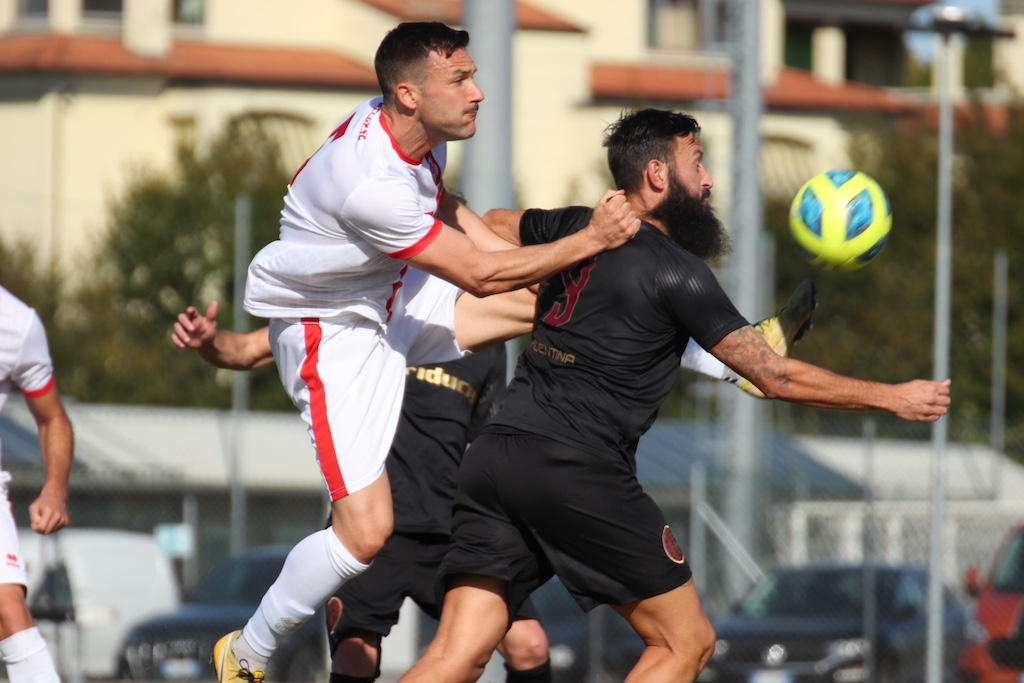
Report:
992,532,1024,592
187,553,286,605
737,567,898,619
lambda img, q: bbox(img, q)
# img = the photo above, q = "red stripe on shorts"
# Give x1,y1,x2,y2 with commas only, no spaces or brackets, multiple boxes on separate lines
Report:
300,319,348,500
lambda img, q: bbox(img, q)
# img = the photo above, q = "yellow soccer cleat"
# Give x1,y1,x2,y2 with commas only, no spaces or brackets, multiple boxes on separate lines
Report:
735,279,817,398
212,631,265,683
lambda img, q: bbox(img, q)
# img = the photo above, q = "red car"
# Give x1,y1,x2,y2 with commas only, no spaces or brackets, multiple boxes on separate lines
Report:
959,523,1024,683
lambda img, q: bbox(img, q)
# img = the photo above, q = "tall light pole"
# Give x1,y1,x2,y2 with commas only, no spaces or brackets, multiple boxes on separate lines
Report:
912,6,1011,683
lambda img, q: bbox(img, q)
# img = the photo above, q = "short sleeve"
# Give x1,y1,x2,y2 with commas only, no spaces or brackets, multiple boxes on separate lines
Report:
520,207,592,246
12,312,55,397
343,178,442,259
658,256,748,351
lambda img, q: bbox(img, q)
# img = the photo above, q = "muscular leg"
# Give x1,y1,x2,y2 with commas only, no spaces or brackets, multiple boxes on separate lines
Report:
400,575,511,683
233,476,394,671
498,619,551,682
332,629,381,679
0,586,34,640
611,580,716,683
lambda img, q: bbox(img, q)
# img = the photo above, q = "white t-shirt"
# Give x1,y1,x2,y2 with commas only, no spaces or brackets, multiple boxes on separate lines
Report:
245,97,447,323
0,286,56,466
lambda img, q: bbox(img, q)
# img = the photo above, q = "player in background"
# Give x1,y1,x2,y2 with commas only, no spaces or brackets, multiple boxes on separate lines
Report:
397,108,950,683
0,286,74,683
219,20,639,683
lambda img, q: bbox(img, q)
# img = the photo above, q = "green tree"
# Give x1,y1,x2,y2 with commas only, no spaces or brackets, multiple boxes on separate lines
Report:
57,119,295,410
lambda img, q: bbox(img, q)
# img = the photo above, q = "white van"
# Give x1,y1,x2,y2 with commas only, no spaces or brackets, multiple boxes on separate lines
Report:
17,528,181,681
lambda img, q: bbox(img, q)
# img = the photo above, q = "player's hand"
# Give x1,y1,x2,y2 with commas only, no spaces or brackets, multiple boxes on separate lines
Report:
28,490,69,535
891,378,951,422
587,190,641,249
171,302,219,351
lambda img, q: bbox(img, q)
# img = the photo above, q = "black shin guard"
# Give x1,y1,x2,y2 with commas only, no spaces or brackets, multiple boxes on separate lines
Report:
329,675,376,683
504,659,553,683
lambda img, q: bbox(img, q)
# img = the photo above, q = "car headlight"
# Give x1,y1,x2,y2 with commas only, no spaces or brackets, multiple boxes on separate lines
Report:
828,638,870,660
963,617,989,644
712,639,730,659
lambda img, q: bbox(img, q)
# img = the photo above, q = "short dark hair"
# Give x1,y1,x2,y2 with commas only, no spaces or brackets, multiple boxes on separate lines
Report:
375,22,471,103
603,109,701,192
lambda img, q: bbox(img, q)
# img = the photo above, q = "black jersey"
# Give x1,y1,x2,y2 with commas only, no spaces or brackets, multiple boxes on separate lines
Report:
487,206,748,464
387,345,507,535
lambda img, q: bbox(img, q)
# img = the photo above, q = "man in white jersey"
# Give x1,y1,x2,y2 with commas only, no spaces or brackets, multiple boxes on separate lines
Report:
217,21,639,683
0,286,73,683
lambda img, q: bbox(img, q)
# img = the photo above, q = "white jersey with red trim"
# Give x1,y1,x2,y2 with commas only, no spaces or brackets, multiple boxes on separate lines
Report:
0,286,56,467
244,97,447,323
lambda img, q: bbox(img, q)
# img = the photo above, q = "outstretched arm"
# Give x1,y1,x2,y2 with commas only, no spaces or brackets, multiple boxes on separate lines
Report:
27,387,73,535
171,302,274,370
710,325,950,421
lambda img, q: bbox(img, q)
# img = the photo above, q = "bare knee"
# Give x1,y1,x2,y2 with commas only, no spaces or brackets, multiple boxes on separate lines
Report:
499,619,549,670
334,521,390,563
691,620,717,672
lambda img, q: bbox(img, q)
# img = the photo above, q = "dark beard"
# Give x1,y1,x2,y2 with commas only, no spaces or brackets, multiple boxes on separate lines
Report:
647,175,731,262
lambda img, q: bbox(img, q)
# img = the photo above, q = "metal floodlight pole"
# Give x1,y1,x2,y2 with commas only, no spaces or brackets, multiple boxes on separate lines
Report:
917,9,1013,680
461,1,518,381
926,20,954,683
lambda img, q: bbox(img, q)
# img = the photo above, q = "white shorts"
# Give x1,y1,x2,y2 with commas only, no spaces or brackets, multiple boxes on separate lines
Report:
387,268,466,365
269,268,465,500
0,476,28,587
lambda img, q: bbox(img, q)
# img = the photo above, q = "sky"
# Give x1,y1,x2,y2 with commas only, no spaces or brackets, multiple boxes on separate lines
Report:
904,0,1001,61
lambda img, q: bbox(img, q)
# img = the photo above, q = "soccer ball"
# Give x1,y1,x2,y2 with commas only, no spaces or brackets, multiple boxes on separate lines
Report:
788,170,892,270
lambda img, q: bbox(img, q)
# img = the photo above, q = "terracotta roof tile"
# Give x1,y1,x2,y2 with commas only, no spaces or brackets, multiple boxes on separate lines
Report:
0,34,379,88
591,63,921,114
354,0,584,32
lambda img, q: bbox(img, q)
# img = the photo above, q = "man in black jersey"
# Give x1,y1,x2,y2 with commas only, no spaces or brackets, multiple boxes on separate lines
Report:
399,108,951,683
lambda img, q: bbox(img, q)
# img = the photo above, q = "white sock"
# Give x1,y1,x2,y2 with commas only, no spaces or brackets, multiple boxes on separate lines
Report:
0,627,60,683
240,529,369,665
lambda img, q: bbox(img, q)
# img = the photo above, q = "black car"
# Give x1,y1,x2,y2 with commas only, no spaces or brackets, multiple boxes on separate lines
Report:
118,545,327,682
701,563,967,683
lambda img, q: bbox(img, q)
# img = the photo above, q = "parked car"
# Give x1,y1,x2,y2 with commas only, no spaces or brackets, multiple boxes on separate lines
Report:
959,522,1024,683
701,562,968,683
118,545,327,682
18,528,180,679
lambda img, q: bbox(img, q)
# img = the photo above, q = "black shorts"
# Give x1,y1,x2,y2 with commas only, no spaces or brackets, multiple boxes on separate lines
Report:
441,430,692,616
334,531,539,638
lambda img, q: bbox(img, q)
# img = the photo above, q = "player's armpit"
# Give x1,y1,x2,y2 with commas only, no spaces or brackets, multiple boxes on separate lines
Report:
480,208,526,247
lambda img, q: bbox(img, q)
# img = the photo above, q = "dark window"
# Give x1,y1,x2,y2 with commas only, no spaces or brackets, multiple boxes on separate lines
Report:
993,532,1024,592
174,0,203,25
785,23,813,70
18,0,47,16
83,0,122,12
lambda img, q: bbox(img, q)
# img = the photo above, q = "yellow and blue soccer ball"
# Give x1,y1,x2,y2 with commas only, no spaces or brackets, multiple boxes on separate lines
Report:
788,170,891,270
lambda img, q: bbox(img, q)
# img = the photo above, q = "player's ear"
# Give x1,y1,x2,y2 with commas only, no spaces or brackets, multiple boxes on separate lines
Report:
395,81,418,110
646,159,668,192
